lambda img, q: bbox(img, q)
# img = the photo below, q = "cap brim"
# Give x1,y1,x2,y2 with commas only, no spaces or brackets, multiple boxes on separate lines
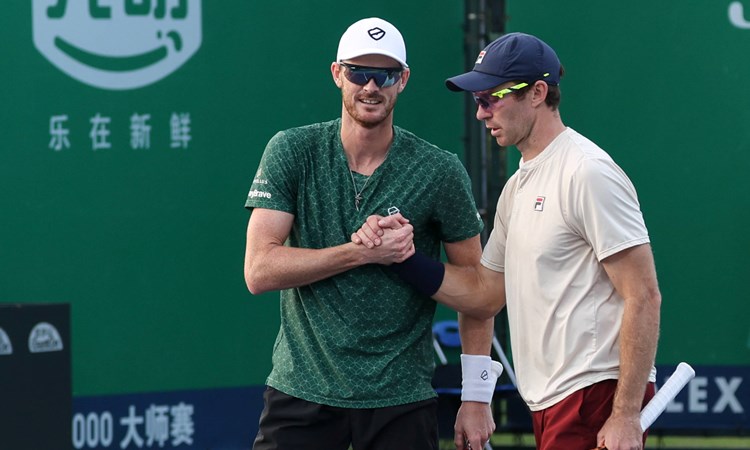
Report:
338,49,409,68
445,70,511,92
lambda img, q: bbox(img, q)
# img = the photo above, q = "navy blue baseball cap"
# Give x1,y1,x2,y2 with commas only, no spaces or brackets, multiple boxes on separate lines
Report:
446,32,561,92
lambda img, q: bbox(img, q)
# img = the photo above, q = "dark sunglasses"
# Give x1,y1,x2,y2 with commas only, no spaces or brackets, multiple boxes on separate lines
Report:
339,62,403,88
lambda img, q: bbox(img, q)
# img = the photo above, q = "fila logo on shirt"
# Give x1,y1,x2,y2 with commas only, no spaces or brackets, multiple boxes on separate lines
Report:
534,196,546,212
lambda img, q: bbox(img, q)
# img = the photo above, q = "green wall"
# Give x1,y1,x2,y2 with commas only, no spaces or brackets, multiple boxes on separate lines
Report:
3,1,746,401
505,1,750,365
0,1,465,396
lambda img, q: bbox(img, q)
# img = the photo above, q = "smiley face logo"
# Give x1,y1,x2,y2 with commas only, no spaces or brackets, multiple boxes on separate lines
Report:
32,0,202,90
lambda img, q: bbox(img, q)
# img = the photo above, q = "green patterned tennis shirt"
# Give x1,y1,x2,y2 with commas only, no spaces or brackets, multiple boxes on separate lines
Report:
245,118,483,408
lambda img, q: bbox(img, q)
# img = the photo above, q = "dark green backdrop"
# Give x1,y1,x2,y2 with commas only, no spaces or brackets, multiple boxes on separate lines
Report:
1,1,747,401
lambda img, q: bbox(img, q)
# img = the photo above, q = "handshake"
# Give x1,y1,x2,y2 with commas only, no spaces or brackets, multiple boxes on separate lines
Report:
350,211,445,297
350,212,415,265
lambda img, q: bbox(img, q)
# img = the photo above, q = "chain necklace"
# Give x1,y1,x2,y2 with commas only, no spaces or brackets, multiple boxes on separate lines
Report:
350,170,371,211
347,150,391,211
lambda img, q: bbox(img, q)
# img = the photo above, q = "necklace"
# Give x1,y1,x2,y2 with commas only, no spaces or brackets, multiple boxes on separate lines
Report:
349,170,371,211
347,149,391,211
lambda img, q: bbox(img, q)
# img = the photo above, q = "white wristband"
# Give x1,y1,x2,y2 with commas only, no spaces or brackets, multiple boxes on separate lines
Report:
460,354,504,403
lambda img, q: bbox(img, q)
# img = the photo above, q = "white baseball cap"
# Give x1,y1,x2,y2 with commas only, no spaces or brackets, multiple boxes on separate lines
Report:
336,17,408,68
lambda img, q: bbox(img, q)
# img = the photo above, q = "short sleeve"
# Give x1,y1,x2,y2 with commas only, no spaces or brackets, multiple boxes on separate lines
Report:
245,131,299,214
566,157,649,260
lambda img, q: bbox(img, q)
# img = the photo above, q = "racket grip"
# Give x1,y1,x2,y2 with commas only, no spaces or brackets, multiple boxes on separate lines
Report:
640,362,695,431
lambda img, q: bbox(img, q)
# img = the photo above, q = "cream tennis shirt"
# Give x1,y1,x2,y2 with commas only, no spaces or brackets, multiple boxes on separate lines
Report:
482,128,656,411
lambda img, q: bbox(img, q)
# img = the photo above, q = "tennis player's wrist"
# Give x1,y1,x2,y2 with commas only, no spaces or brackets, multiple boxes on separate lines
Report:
388,251,445,296
461,354,504,403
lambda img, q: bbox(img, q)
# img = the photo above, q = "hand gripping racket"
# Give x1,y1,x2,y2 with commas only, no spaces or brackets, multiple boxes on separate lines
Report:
594,362,695,450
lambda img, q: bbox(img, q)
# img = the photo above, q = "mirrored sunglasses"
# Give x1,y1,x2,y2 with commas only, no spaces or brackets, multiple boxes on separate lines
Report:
339,62,403,88
472,82,530,109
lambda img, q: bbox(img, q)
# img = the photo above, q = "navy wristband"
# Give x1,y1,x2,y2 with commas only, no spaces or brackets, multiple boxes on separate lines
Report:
389,251,445,297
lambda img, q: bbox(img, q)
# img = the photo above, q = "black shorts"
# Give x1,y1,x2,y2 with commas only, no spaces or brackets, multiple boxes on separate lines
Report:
253,387,439,450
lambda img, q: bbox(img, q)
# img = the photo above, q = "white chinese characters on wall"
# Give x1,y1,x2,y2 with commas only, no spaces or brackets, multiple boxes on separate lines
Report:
49,113,192,151
120,403,195,448
71,402,195,449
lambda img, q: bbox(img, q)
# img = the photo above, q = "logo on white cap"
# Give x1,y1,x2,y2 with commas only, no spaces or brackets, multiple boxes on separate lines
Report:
368,27,385,40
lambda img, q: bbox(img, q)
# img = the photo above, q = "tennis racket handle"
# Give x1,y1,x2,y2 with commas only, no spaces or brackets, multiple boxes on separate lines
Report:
640,362,695,431
589,362,696,450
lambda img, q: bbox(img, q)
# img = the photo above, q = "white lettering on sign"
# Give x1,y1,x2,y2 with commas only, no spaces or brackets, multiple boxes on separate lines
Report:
72,402,195,449
48,112,192,151
713,377,744,413
170,113,192,149
90,113,112,151
49,114,71,151
663,376,744,415
130,113,152,150
72,412,114,448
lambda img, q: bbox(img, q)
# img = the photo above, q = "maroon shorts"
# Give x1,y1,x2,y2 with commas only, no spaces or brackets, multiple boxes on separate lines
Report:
531,379,655,450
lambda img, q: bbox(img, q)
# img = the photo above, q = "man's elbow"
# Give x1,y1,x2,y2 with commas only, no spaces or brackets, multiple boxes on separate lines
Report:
487,297,506,317
460,296,505,320
463,308,495,321
648,289,662,314
244,267,271,296
482,298,505,319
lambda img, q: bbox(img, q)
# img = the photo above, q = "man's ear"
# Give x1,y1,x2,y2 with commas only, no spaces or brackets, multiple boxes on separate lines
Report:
531,80,549,107
398,68,410,93
331,62,343,88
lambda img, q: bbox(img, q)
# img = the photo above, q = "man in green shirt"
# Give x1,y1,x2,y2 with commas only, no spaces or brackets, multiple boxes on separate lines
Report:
244,17,500,450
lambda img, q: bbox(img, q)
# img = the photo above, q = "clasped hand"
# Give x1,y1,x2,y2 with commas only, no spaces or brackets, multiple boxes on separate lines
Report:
351,213,415,264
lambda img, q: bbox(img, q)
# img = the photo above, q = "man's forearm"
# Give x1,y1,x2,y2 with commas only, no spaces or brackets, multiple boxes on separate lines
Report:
245,242,368,294
612,291,661,416
458,313,494,355
434,263,505,320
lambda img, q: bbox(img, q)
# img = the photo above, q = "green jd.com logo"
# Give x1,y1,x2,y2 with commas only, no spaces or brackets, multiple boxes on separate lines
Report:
32,0,202,90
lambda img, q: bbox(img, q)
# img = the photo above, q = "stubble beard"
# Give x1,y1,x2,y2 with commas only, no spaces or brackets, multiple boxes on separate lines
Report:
343,92,397,129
